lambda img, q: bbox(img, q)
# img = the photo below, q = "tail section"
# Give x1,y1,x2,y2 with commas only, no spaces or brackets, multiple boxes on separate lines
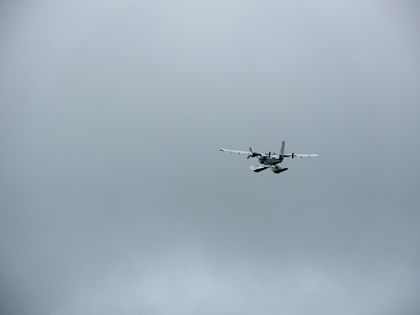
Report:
280,141,285,161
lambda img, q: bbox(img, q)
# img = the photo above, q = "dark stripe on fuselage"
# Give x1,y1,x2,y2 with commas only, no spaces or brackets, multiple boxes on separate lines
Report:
258,157,283,165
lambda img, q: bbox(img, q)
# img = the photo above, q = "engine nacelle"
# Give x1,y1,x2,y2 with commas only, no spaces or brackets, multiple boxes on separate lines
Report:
271,167,288,174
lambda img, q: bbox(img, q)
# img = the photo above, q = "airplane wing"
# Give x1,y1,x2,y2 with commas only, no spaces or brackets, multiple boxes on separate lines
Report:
257,153,318,159
220,148,318,158
220,148,253,155
289,154,318,158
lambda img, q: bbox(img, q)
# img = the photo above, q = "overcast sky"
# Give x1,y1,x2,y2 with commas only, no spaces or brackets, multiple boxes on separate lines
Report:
1,1,420,314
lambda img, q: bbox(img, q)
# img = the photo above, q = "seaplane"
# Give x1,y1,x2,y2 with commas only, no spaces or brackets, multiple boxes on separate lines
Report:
220,141,318,174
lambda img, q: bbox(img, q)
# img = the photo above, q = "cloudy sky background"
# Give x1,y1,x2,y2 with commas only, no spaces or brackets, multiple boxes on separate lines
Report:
1,1,420,314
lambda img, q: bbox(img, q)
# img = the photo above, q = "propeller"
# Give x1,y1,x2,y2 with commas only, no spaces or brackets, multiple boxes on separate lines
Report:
248,147,261,159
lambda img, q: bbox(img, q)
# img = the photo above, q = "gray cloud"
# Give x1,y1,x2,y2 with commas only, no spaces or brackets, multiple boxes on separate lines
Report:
1,1,420,314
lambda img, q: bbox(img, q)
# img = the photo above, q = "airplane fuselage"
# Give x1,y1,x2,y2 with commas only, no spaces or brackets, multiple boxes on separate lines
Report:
258,156,283,165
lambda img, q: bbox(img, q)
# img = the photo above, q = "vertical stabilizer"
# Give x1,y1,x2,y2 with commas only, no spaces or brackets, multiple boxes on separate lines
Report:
280,141,285,160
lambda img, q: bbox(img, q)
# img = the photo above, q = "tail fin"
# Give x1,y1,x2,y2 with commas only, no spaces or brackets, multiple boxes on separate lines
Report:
280,141,285,160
